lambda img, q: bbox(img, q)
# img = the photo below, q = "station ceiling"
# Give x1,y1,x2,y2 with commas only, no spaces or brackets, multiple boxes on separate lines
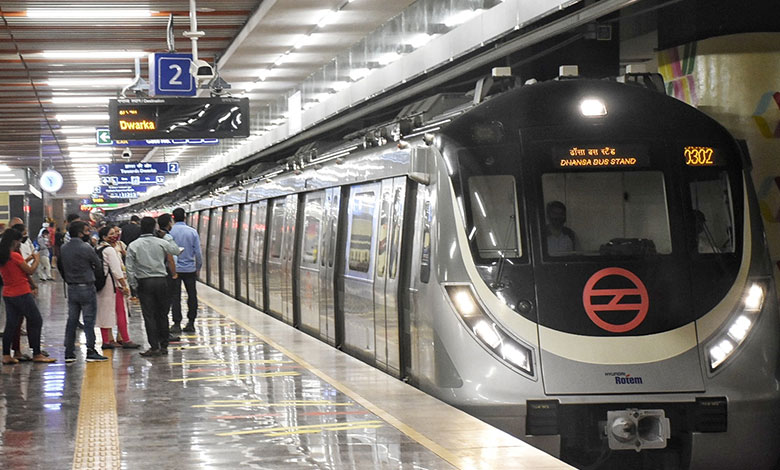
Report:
0,0,415,195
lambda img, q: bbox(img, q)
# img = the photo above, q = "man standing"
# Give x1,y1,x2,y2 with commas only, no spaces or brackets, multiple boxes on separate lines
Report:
156,213,179,341
168,208,202,334
120,215,142,246
125,217,181,357
60,221,107,363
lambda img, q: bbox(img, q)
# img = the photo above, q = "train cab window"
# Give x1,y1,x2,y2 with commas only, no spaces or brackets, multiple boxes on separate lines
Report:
467,175,522,259
690,171,735,254
541,171,672,257
348,191,376,274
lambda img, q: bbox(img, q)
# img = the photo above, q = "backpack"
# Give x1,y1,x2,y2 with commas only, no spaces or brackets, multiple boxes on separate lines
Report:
94,245,115,292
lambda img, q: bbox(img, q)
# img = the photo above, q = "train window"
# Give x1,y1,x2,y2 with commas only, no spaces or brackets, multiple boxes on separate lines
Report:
690,172,735,254
388,187,403,280
542,171,672,257
467,175,522,259
301,195,323,265
376,197,390,277
348,191,376,274
269,199,285,259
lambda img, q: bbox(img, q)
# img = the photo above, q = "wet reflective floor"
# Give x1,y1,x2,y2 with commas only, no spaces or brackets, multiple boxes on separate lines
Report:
0,281,571,469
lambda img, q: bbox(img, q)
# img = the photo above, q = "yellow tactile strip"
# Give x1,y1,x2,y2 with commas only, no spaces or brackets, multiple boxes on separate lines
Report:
72,351,120,470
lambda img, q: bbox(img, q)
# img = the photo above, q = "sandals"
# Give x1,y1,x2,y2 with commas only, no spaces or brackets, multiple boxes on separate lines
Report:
33,354,56,363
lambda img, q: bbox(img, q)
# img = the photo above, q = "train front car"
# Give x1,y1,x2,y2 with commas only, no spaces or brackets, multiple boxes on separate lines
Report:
427,79,780,470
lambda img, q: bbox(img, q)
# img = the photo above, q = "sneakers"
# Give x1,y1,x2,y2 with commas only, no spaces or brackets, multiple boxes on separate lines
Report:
65,352,76,363
85,349,108,362
170,324,182,335
182,322,196,333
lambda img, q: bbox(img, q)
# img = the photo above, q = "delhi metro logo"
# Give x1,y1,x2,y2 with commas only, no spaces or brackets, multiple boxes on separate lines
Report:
582,268,649,333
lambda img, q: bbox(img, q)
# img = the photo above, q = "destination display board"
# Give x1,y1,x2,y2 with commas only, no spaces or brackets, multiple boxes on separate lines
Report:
98,162,179,176
554,145,649,169
96,127,219,147
683,146,725,167
108,97,250,140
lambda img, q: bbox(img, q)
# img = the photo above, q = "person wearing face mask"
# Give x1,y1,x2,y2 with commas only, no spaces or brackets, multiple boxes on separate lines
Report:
37,223,54,281
95,225,138,349
59,221,107,363
11,223,36,268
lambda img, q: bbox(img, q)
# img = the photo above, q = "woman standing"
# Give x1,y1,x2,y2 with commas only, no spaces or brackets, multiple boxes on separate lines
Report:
96,225,138,349
36,223,53,281
0,228,55,364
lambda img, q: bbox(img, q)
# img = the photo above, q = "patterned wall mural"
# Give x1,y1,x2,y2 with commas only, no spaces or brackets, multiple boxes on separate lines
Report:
658,33,780,285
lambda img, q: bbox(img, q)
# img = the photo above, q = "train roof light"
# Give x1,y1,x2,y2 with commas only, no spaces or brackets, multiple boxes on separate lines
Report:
559,65,579,78
580,98,607,117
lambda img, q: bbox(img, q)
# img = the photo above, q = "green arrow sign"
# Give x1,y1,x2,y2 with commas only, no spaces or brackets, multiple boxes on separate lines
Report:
96,128,113,146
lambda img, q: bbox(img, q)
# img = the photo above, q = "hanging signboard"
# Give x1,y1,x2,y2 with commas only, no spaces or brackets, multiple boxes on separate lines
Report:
108,97,250,140
98,162,179,176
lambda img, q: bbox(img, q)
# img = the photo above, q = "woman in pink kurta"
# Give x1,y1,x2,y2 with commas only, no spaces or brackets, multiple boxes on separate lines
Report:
96,225,139,349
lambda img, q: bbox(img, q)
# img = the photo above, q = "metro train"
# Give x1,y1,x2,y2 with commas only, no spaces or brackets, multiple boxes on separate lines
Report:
164,70,780,469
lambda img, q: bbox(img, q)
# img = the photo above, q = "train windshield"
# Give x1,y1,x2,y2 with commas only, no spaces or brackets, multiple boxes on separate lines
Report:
541,171,672,257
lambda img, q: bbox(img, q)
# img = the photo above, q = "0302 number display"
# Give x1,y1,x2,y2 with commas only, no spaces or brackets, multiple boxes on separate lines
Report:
684,146,717,166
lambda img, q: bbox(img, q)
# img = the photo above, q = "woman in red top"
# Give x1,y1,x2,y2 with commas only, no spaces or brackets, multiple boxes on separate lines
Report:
1,228,55,364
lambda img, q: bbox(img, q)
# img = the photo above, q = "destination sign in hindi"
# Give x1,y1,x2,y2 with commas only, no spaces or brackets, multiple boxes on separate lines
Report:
101,175,165,186
554,145,648,168
108,97,250,140
98,162,179,176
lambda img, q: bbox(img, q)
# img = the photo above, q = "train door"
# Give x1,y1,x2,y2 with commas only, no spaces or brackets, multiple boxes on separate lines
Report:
266,195,297,324
319,187,341,346
247,201,268,310
341,183,381,362
207,207,222,289
221,205,239,297
236,204,251,303
197,210,209,284
297,191,325,335
373,177,408,376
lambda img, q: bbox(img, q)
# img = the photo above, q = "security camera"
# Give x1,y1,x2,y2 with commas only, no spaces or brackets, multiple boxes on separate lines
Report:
121,148,132,159
191,59,214,81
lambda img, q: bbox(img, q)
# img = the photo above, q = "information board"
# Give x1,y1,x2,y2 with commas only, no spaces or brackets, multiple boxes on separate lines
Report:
101,175,165,186
98,162,179,176
108,97,250,140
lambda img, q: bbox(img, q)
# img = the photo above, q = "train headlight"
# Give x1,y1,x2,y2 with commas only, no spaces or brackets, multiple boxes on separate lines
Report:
446,285,534,377
580,98,607,117
706,281,765,371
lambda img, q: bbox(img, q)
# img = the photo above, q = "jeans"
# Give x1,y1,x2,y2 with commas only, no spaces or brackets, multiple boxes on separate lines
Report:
171,272,198,324
137,277,169,350
65,284,97,355
2,294,43,356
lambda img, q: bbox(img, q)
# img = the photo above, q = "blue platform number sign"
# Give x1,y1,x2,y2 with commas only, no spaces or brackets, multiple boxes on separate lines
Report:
149,53,196,97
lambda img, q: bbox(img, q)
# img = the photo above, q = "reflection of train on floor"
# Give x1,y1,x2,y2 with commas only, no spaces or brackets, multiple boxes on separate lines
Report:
166,68,780,469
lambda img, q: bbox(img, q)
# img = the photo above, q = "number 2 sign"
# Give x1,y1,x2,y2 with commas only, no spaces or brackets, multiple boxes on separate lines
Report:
148,53,196,97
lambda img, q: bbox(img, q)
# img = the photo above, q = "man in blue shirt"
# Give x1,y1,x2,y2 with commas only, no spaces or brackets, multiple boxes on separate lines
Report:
168,208,203,334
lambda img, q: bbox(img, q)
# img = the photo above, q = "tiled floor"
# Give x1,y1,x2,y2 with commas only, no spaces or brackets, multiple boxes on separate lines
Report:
0,281,571,469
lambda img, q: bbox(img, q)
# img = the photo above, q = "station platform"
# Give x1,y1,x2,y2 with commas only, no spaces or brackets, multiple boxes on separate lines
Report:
0,281,572,470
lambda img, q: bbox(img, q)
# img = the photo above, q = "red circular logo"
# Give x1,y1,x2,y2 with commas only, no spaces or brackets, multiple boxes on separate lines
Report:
582,267,649,333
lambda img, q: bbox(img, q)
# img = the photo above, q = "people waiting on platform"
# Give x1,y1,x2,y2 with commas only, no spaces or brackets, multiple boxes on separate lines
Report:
95,225,139,351
169,208,203,335
125,217,181,357
59,221,107,363
0,228,55,364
